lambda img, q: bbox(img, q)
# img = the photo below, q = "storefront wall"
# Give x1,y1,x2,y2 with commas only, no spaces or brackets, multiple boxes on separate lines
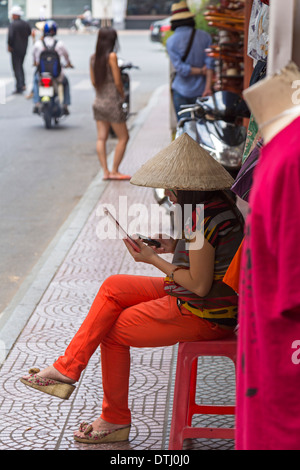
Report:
52,0,91,17
27,0,51,18
0,0,9,25
6,0,100,19
3,0,182,27
127,0,172,15
9,0,26,16
5,0,176,20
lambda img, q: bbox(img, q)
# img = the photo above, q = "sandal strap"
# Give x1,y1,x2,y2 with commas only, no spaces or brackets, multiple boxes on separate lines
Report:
79,422,89,433
83,425,115,440
26,371,61,387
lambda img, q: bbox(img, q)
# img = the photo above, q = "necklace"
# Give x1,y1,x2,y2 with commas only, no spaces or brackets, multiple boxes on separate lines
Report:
259,105,300,131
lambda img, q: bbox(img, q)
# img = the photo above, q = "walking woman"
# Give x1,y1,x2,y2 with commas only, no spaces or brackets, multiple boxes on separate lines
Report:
20,134,243,445
90,28,130,180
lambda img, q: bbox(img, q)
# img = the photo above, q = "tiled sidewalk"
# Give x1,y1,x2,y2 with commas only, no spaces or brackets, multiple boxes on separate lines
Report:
0,85,235,451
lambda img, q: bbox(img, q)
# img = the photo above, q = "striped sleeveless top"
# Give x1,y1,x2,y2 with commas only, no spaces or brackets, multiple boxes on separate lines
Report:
164,199,243,327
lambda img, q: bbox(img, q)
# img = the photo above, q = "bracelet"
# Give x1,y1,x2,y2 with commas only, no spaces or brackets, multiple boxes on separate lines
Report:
169,267,182,282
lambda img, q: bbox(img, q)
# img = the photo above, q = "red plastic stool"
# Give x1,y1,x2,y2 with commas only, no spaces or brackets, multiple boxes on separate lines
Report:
168,336,237,450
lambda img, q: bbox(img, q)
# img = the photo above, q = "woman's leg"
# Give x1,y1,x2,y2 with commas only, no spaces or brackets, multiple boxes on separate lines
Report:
52,275,165,381
110,121,129,176
72,294,231,438
96,120,111,178
99,296,231,425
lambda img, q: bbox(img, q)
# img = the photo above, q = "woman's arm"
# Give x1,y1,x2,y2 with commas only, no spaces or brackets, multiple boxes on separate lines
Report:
124,235,215,298
90,55,96,87
109,52,124,98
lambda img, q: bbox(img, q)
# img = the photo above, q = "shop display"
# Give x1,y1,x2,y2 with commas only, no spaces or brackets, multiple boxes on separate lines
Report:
204,0,246,95
247,0,269,62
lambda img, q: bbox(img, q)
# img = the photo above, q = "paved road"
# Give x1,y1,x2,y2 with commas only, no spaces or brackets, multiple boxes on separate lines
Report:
0,30,169,315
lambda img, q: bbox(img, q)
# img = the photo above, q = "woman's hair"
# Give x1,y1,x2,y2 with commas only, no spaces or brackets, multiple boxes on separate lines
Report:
171,17,195,31
176,189,217,209
176,190,244,231
93,27,118,90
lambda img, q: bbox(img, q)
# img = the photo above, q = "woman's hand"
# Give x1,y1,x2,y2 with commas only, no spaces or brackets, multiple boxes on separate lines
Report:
151,234,177,255
123,237,158,265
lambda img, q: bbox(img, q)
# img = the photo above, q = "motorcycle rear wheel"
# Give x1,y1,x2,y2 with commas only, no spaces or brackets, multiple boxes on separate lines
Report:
43,105,52,129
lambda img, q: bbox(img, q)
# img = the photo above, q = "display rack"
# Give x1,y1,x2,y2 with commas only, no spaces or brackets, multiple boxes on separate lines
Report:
204,0,248,95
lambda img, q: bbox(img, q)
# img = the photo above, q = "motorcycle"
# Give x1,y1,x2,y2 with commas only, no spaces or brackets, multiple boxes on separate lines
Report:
119,59,139,120
109,60,139,137
154,90,250,216
176,91,249,175
35,72,69,129
71,17,100,33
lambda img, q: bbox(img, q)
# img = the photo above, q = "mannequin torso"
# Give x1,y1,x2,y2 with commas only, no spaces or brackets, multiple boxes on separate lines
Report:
243,62,300,143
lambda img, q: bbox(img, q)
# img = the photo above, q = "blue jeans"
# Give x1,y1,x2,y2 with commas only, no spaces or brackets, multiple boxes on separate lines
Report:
33,71,71,105
172,89,199,121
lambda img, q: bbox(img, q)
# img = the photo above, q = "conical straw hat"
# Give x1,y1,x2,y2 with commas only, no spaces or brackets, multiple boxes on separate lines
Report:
130,133,234,191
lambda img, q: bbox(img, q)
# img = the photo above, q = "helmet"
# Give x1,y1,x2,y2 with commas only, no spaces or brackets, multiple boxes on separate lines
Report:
44,20,57,36
84,5,90,11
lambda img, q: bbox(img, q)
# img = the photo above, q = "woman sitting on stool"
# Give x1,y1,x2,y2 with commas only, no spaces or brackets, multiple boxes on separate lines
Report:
20,133,243,445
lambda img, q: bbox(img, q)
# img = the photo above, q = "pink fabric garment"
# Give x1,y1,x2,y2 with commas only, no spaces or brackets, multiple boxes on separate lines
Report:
236,116,300,450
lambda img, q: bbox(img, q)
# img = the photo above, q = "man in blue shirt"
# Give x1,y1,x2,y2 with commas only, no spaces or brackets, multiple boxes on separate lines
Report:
166,1,214,119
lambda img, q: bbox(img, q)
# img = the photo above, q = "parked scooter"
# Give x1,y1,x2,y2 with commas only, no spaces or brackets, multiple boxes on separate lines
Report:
109,60,139,137
176,91,249,175
154,90,250,215
118,59,140,120
35,71,70,129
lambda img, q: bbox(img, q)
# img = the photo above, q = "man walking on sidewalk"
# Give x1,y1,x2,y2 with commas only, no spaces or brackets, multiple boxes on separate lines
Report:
7,6,31,94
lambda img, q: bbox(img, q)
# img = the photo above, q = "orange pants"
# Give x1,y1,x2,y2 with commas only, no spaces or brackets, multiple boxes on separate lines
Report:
54,274,232,424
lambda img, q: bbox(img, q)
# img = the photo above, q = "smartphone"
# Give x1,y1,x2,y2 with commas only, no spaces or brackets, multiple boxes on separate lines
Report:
103,207,141,252
137,234,161,248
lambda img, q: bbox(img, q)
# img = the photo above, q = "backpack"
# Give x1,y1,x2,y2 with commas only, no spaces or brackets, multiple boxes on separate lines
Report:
38,40,61,78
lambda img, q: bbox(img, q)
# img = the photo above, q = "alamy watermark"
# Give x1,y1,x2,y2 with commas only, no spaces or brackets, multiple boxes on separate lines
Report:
95,196,204,250
291,340,300,365
292,80,300,105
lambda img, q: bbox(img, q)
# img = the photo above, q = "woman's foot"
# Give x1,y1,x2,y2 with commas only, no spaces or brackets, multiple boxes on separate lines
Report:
102,171,110,180
104,172,131,181
20,366,76,400
74,417,131,444
22,365,75,384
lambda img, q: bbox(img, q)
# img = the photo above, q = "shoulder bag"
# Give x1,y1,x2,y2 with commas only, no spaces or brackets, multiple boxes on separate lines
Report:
170,28,196,83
